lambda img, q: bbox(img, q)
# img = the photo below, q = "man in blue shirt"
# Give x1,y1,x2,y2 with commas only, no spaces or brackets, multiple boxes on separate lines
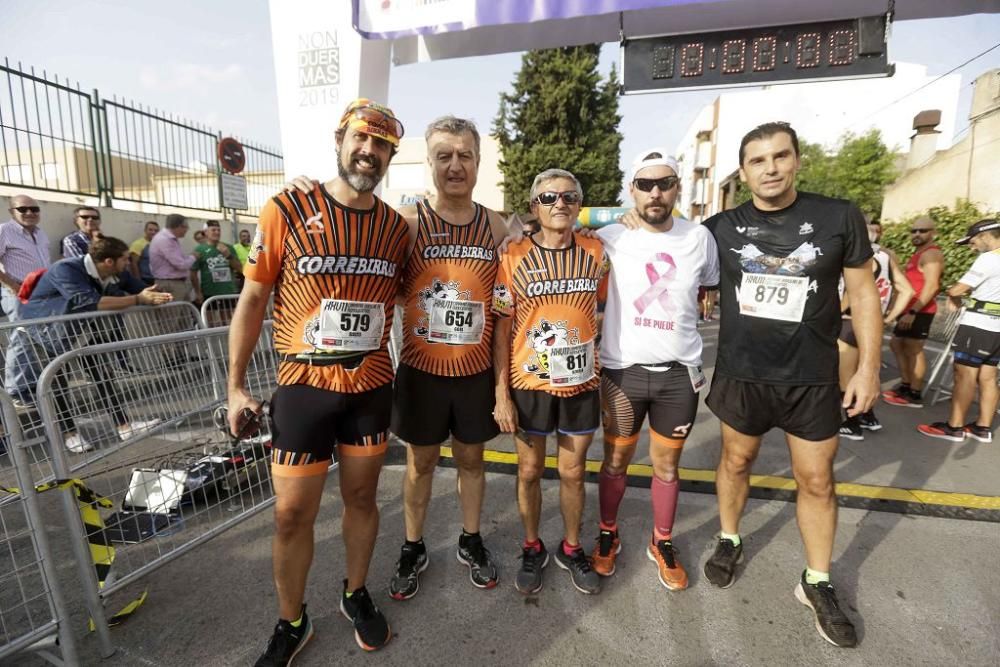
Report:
5,237,172,452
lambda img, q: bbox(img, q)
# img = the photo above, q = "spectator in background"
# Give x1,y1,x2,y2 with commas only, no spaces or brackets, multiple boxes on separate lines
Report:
193,230,207,245
62,206,102,258
234,228,253,266
150,213,198,301
4,237,172,452
191,220,241,324
0,194,51,320
129,220,159,285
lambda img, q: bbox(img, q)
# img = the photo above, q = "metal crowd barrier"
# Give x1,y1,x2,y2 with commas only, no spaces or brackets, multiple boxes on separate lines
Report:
199,293,274,329
924,307,965,406
0,393,80,666
34,324,278,658
0,302,203,486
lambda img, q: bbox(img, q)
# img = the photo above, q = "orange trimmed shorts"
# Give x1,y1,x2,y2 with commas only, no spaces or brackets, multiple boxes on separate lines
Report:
269,382,391,477
600,364,699,448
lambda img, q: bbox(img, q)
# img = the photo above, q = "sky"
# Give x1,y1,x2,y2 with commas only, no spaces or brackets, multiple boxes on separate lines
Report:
3,1,1000,172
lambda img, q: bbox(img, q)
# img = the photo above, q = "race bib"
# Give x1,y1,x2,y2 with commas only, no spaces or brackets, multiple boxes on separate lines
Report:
688,364,707,393
316,300,384,351
738,274,809,322
210,266,232,283
428,299,485,345
548,340,595,387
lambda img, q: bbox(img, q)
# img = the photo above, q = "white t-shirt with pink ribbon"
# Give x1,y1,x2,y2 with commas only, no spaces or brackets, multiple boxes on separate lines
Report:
598,220,719,369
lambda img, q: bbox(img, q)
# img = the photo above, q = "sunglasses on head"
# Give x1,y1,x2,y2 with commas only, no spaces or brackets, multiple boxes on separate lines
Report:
342,106,404,140
534,191,581,206
13,206,40,214
910,228,933,234
633,176,679,192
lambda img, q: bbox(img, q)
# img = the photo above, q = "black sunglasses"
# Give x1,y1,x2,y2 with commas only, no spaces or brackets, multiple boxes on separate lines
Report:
535,191,581,206
910,228,933,234
13,206,40,214
78,214,100,220
633,176,679,192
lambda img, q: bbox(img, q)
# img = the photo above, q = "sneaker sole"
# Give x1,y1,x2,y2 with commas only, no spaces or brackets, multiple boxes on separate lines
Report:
859,423,882,431
964,431,992,443
645,546,688,591
705,550,744,589
838,432,864,441
514,553,549,595
917,428,965,442
553,554,600,595
794,582,856,648
339,600,392,652
285,618,315,666
388,555,429,601
456,550,499,589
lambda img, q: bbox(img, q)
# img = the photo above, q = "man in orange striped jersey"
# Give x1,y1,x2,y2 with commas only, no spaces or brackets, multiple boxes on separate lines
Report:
228,98,407,662
493,169,608,596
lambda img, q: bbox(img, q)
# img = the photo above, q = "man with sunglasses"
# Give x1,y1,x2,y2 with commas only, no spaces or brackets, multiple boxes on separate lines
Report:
493,169,608,596
884,216,944,408
0,195,51,320
229,98,408,662
590,149,719,591
62,206,102,258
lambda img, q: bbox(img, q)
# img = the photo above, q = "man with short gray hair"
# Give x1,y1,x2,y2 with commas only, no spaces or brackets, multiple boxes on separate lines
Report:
0,194,51,319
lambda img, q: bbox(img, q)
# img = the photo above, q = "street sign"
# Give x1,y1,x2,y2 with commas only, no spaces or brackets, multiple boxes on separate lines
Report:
623,16,892,94
217,137,247,174
221,173,248,210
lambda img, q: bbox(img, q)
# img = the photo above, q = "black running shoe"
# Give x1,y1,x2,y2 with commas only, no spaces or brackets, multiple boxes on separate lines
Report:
858,410,882,431
388,541,428,601
340,582,391,651
963,422,993,443
254,604,314,667
554,541,601,595
514,540,549,594
794,573,858,648
704,536,744,589
838,418,864,441
456,533,499,589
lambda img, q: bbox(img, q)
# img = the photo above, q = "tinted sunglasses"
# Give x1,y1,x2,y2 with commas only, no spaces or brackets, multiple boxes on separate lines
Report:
78,214,100,220
633,176,679,192
910,228,933,234
13,206,40,214
535,191,581,206
342,106,405,139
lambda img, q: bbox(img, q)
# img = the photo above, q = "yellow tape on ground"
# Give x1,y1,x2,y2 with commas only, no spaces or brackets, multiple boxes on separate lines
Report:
442,447,1000,512
1,479,148,628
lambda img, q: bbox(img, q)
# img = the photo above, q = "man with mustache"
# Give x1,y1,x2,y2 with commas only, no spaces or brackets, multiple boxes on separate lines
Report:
229,98,408,662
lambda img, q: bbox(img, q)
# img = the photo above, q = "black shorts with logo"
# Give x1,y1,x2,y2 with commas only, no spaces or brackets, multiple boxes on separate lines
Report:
952,324,1000,368
512,389,600,436
270,382,392,477
601,365,699,446
705,375,841,442
893,312,934,340
391,363,500,446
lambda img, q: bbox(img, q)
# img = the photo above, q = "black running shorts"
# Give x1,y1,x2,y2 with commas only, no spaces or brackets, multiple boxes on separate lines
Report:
892,312,934,340
952,324,1000,368
838,318,858,348
391,363,500,446
511,389,600,436
705,375,841,442
601,365,698,448
270,382,392,477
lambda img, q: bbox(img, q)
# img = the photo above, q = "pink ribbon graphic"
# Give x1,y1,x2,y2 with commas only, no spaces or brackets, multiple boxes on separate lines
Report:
633,253,677,314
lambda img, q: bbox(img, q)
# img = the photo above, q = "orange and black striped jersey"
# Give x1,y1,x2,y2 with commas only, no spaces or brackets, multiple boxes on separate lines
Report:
245,183,408,393
400,199,499,376
493,233,608,397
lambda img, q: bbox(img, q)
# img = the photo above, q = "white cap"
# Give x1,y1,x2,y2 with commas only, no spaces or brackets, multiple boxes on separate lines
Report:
628,147,680,182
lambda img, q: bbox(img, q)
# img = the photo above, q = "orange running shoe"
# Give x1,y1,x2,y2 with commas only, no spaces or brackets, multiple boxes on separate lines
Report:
646,538,688,591
591,529,621,577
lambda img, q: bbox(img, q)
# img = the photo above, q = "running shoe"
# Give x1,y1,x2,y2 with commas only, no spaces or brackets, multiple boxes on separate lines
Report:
885,388,923,408
704,536,743,588
254,604,314,667
917,421,965,442
963,423,993,443
794,573,858,648
456,533,499,589
63,432,94,453
858,410,882,431
646,538,688,591
514,540,549,594
554,541,601,595
388,542,428,601
591,529,621,577
340,582,391,651
838,418,864,441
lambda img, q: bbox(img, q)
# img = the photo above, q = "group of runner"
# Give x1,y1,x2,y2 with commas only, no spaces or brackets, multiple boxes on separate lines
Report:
228,100,885,665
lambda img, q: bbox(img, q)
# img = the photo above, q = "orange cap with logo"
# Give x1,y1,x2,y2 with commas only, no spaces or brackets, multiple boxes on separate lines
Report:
338,98,404,147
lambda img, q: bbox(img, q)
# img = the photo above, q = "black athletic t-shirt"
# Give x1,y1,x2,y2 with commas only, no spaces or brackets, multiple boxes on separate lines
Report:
704,192,871,385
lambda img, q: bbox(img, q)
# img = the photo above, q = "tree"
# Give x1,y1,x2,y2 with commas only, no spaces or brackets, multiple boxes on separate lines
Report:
492,45,623,212
733,129,898,218
880,200,996,289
